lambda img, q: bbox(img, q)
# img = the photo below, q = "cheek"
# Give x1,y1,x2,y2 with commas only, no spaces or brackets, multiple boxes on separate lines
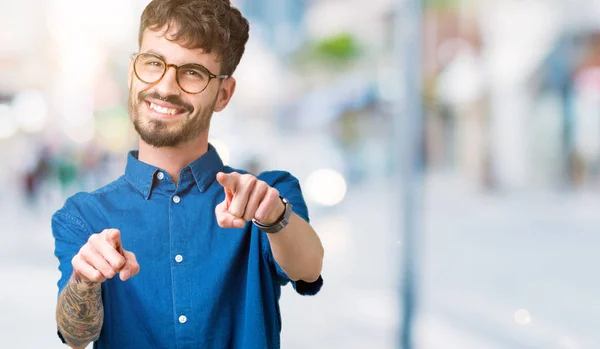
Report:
129,83,140,100
131,80,153,96
191,96,210,111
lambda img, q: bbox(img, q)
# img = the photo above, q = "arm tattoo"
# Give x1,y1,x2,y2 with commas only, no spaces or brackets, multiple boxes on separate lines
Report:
56,273,103,347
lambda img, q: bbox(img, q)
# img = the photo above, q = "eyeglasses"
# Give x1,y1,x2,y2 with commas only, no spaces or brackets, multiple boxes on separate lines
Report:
131,52,229,94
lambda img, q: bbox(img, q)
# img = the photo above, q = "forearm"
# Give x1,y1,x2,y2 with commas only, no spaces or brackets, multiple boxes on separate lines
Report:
56,273,104,349
267,213,324,282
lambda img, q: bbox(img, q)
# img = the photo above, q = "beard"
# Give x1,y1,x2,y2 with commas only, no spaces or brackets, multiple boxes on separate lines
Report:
129,89,217,148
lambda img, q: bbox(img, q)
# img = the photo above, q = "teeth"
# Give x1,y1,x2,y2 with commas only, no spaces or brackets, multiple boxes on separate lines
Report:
150,102,178,115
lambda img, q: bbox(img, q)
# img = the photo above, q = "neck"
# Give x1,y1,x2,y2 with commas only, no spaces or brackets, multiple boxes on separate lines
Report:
138,133,209,185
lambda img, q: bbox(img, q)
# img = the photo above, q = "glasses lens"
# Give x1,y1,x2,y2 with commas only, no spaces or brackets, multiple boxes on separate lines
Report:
177,65,210,94
134,54,166,84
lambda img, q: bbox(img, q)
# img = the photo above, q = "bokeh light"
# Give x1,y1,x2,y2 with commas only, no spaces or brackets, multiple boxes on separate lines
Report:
514,309,532,325
13,90,48,133
305,169,347,207
0,104,18,139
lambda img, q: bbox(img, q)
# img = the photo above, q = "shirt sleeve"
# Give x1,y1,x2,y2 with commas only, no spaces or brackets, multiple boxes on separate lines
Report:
257,171,323,296
52,209,91,297
52,206,94,344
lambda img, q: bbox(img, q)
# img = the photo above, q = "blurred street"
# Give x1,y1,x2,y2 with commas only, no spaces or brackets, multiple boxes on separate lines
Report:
3,0,600,347
1,173,598,349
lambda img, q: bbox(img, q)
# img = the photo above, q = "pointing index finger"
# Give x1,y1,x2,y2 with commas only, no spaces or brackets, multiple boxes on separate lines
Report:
105,229,124,255
216,172,237,192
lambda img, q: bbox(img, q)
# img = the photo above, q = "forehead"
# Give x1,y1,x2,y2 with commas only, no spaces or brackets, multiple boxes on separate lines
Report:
139,26,221,70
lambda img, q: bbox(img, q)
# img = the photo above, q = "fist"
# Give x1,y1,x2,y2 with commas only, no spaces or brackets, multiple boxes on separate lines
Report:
72,229,140,283
215,172,284,228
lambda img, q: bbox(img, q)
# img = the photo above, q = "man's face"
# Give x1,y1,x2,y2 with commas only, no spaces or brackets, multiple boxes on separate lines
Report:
128,26,229,148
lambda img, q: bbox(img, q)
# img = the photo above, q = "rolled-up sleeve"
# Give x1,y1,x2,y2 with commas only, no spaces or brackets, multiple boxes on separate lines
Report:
258,171,323,296
52,209,90,296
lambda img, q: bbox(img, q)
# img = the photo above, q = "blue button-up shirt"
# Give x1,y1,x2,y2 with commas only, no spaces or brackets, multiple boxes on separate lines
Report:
52,144,323,349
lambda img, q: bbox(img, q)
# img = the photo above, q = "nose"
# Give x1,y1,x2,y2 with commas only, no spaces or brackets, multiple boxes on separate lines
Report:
154,64,181,96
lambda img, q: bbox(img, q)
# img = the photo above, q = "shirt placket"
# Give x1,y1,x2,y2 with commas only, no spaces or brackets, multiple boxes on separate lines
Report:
169,184,194,347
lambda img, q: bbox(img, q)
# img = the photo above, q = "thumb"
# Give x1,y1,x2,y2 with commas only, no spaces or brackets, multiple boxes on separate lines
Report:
120,269,130,281
119,251,139,281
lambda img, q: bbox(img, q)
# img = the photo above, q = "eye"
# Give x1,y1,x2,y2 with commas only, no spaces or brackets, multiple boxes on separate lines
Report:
180,66,208,80
147,60,164,67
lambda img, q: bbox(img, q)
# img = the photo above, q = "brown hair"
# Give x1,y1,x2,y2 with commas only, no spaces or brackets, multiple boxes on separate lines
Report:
139,0,250,75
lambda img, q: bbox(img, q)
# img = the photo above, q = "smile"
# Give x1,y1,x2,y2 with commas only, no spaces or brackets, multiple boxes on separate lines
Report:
150,102,179,115
144,100,187,118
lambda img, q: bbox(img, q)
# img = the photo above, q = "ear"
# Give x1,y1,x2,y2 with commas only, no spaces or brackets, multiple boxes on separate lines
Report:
214,77,236,112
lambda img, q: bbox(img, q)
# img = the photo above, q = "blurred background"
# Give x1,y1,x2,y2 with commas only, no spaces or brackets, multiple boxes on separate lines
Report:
1,0,599,348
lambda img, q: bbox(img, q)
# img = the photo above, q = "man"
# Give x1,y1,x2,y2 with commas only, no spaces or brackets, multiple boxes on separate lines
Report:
51,1,324,348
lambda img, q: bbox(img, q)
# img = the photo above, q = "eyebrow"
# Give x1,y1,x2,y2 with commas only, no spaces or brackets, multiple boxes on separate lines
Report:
143,50,206,67
145,50,166,60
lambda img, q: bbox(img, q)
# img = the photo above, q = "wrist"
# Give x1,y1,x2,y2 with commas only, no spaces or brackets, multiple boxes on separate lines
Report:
72,271,101,290
253,197,293,234
262,198,286,225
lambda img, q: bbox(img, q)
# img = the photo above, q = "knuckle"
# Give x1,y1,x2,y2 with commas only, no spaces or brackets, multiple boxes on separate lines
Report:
255,211,266,222
116,258,126,270
103,228,118,239
90,271,103,282
257,180,268,191
105,269,116,279
244,206,255,215
230,206,242,216
71,258,83,271
79,244,92,258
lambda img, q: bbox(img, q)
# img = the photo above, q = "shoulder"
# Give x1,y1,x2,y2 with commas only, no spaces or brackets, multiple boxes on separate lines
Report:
220,166,303,192
224,167,301,189
53,176,128,224
258,170,309,221
256,170,298,186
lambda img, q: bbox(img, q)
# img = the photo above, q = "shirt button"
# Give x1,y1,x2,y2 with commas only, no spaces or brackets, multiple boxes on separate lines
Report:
156,172,165,180
179,315,187,324
175,254,183,263
173,195,181,204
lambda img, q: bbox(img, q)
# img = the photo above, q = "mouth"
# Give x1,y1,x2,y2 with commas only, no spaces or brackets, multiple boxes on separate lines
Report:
144,100,188,118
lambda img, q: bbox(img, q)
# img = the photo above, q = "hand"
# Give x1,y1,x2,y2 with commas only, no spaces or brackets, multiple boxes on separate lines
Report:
71,229,140,284
215,172,285,228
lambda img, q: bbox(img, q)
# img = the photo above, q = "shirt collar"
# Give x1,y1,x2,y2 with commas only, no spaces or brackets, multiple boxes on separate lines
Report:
188,143,224,193
124,143,224,200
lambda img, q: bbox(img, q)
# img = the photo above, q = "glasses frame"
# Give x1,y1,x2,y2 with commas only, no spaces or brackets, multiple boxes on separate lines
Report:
131,52,229,94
